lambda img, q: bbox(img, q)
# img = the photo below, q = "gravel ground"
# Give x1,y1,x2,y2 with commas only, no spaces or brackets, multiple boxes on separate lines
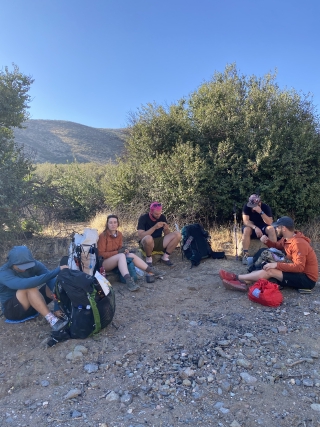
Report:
1,249,320,427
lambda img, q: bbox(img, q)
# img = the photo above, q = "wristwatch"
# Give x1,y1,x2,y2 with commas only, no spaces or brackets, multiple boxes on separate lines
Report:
260,211,264,215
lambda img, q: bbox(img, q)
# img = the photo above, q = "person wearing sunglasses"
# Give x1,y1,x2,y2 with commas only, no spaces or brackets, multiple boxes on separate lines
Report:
137,202,181,267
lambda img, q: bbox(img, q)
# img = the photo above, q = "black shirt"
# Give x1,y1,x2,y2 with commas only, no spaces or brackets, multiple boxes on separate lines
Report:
242,203,272,229
137,213,167,239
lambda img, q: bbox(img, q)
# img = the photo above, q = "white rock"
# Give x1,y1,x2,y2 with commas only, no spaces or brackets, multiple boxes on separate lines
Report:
74,345,88,354
64,388,81,400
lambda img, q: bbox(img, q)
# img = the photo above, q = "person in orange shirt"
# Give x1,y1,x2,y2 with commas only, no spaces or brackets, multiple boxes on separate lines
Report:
220,216,318,292
97,215,165,292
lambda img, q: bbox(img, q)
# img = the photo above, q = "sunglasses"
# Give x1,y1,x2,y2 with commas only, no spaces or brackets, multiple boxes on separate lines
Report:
151,203,162,208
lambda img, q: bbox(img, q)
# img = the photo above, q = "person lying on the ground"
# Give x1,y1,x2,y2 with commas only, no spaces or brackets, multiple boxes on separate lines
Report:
0,246,68,330
97,214,165,292
220,216,318,292
137,202,181,267
241,194,277,265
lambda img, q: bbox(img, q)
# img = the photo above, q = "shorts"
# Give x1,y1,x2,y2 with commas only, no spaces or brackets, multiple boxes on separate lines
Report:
140,236,165,253
281,272,316,290
3,285,52,321
242,225,268,239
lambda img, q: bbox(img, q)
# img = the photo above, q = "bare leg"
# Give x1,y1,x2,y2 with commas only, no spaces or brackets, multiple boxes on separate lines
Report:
239,268,283,283
242,227,253,251
140,235,154,257
102,253,129,277
16,288,50,317
163,231,181,254
266,225,277,242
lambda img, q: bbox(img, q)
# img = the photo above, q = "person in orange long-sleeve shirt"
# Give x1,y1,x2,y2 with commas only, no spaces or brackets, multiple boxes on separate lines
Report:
97,215,165,292
220,216,318,292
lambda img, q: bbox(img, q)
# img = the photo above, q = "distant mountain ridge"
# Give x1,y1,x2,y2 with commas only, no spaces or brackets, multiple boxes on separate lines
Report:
13,119,127,164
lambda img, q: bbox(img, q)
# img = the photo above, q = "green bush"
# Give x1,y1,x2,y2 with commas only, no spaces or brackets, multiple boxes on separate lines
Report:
106,64,320,222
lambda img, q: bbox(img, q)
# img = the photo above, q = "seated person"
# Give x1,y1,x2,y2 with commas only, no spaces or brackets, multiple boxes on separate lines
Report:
220,216,318,292
241,194,277,264
137,202,181,267
0,246,68,331
97,215,165,292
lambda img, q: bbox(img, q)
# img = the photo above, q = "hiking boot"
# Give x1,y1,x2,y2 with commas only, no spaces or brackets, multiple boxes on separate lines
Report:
51,318,69,332
242,254,248,265
159,258,174,267
148,266,166,277
126,278,140,292
219,270,237,281
222,278,247,292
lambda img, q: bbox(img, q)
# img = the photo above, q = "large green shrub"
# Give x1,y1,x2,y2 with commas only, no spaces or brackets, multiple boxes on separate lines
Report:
107,64,320,222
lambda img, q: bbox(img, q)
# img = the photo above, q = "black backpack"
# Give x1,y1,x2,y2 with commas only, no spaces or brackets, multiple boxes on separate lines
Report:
181,223,214,267
48,269,115,346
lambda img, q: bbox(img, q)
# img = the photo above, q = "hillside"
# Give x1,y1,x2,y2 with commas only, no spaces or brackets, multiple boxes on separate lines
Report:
13,119,127,164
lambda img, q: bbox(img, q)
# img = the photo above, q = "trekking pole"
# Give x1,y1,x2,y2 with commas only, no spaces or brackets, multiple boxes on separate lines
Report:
233,204,238,260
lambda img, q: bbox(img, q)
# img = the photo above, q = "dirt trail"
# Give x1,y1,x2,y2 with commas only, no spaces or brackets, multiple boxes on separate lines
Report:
1,249,320,427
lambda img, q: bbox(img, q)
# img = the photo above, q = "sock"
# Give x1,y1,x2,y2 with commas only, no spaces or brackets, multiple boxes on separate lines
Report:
145,266,153,273
124,274,131,284
162,253,169,261
45,312,59,326
146,256,152,263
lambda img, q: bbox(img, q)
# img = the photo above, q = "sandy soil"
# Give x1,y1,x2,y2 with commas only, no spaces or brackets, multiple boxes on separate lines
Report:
1,247,320,427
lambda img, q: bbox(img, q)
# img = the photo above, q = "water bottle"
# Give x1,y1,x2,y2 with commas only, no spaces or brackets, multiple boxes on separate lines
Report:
99,267,106,277
183,236,194,250
135,266,145,277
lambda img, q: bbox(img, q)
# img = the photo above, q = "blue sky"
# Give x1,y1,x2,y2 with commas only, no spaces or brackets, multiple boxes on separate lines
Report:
1,0,319,129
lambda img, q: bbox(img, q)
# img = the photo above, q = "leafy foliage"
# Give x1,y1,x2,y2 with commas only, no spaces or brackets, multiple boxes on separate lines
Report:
0,65,36,233
107,64,320,223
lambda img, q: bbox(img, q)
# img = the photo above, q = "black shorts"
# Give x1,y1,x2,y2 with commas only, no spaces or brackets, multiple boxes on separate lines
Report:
139,236,165,253
281,272,316,290
242,225,269,239
3,285,52,321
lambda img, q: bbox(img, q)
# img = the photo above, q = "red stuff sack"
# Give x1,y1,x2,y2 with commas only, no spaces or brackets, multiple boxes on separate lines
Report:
248,279,283,307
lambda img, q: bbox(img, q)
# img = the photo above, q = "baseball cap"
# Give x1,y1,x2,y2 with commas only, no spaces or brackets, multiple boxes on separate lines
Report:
271,216,294,228
247,194,261,208
16,261,36,270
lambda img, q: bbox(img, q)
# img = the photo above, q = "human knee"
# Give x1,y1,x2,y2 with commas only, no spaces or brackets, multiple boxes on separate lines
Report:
142,235,154,246
243,227,252,236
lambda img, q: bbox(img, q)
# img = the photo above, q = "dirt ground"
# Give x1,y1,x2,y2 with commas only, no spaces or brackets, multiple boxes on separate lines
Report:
1,245,320,427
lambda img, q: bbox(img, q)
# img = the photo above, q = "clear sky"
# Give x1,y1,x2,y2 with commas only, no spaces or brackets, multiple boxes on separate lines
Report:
1,0,319,129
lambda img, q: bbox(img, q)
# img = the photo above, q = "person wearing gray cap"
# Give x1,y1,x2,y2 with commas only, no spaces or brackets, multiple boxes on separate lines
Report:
220,216,318,293
241,194,277,265
0,246,68,331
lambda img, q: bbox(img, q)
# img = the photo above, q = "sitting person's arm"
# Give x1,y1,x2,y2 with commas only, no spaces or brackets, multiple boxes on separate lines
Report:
1,266,60,290
137,222,165,240
242,213,256,230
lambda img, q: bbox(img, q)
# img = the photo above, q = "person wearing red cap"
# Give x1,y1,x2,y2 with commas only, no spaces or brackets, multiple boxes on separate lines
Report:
137,202,181,267
241,194,277,264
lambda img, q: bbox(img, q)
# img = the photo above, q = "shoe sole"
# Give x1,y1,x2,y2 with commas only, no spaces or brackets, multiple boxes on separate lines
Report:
222,279,247,292
219,270,237,281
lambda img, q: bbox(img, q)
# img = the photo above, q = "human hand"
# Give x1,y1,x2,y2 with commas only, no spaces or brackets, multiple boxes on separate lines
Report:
60,265,69,270
260,235,269,244
124,249,129,255
252,206,262,214
255,227,263,238
155,222,165,229
263,262,277,270
163,223,169,231
118,248,126,254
